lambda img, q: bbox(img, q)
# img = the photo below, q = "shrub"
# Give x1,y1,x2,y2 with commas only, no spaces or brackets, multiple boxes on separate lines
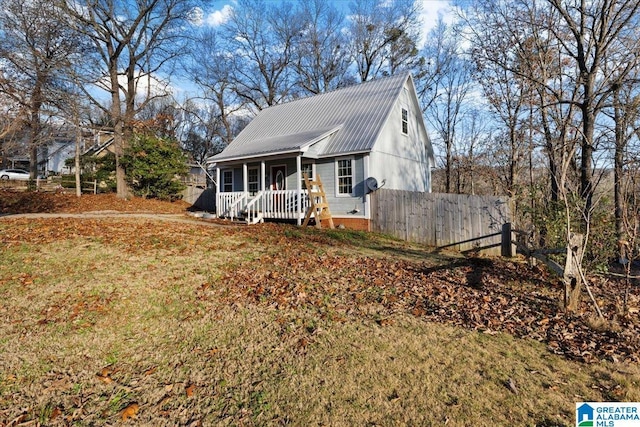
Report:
121,133,188,201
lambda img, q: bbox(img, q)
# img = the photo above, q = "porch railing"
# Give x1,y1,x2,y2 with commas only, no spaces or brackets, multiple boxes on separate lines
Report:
217,191,247,220
218,190,310,222
263,190,310,220
245,190,265,224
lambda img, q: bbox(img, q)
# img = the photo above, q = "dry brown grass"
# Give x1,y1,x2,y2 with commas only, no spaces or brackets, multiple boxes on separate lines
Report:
0,217,638,426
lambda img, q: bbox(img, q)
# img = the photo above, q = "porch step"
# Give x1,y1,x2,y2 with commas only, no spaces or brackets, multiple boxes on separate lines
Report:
234,211,264,225
246,212,264,225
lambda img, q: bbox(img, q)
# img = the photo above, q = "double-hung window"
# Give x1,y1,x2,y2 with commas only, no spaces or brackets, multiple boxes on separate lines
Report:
301,163,314,189
222,170,233,192
248,167,259,195
401,108,409,134
336,158,353,196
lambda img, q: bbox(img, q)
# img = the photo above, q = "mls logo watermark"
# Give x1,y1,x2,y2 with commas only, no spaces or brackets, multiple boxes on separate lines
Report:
576,402,640,427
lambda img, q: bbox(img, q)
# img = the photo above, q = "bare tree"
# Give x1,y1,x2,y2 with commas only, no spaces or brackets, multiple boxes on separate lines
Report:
223,0,303,110
0,94,27,167
452,108,492,195
348,0,423,82
184,27,247,149
474,49,529,199
420,19,474,194
617,153,640,313
293,0,353,94
544,0,640,222
0,0,81,178
468,0,640,224
610,71,640,262
58,0,195,198
461,0,640,313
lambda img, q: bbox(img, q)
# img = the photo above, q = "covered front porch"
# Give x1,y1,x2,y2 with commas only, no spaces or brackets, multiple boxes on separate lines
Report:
214,156,314,225
217,189,310,224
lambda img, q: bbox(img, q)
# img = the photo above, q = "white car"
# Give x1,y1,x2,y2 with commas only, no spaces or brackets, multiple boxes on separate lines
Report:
0,169,31,180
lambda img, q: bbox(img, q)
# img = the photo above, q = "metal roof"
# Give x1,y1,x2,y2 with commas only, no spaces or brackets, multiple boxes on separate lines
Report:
211,73,412,162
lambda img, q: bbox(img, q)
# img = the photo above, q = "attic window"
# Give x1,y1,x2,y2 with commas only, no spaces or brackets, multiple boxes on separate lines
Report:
401,108,408,134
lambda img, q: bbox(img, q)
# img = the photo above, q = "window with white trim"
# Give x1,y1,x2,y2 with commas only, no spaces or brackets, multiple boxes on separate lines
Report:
336,158,353,196
248,167,259,195
301,162,314,189
401,108,408,134
222,170,233,192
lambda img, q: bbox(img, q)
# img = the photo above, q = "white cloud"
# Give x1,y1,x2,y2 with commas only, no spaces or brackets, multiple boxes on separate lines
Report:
94,72,173,100
130,73,172,99
206,4,233,27
419,0,455,40
188,7,205,26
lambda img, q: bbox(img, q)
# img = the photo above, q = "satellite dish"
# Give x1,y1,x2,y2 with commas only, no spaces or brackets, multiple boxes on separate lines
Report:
365,177,379,192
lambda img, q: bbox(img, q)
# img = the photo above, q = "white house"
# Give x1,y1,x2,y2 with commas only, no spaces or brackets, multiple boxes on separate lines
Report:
208,72,434,230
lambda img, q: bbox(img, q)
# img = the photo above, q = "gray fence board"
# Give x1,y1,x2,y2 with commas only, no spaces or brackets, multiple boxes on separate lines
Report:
371,190,511,255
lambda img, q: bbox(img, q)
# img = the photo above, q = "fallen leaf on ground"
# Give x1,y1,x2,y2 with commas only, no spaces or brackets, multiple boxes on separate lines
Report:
186,384,196,397
95,365,117,384
121,403,139,421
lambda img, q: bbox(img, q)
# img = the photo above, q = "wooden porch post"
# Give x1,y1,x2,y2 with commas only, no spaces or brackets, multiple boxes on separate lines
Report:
243,163,248,193
261,160,266,192
215,167,220,216
296,154,302,226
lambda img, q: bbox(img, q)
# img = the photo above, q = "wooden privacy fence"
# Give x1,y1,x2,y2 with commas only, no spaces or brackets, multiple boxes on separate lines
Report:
370,190,512,255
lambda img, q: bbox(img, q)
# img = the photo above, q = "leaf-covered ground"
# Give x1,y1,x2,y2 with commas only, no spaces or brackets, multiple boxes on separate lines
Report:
215,247,640,363
0,189,191,215
1,189,638,364
1,191,639,424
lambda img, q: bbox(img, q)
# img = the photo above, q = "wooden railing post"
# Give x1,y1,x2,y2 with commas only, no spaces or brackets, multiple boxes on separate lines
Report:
501,222,514,257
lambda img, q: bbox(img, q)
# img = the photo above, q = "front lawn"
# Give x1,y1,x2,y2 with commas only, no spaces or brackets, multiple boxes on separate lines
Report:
0,205,638,425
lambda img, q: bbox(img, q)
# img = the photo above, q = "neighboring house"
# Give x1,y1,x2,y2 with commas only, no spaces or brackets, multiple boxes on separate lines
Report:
41,139,75,174
208,72,435,230
39,129,114,175
81,131,115,159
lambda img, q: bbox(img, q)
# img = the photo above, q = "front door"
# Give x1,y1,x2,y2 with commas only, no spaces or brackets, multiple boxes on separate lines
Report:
270,165,287,214
271,165,286,190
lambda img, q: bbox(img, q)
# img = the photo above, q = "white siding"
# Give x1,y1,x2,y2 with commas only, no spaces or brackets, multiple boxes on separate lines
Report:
369,80,432,192
315,157,366,217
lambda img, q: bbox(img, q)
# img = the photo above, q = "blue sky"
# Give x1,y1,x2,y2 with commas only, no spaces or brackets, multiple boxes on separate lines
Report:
167,0,454,99
203,0,454,37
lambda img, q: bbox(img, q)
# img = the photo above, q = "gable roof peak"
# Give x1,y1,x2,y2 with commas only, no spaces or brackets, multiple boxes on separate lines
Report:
212,72,416,162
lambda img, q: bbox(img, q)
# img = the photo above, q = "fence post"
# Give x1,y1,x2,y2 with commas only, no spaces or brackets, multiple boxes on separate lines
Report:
501,222,514,257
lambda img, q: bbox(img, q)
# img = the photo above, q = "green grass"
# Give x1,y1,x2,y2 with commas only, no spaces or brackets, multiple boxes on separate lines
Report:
0,218,638,425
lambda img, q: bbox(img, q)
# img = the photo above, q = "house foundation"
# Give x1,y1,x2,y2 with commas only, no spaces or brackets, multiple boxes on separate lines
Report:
324,217,370,231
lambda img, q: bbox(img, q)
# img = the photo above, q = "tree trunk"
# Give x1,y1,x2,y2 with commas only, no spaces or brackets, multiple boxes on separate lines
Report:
114,122,129,199
613,90,626,263
563,233,584,312
445,136,452,193
580,109,595,221
580,69,596,224
29,102,42,181
110,62,130,200
75,122,82,198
